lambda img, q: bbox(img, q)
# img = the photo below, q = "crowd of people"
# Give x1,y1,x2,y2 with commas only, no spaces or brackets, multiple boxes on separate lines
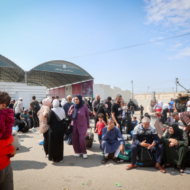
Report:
1,90,190,189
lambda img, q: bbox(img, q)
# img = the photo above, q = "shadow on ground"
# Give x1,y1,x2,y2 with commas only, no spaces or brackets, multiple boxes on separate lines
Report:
16,146,33,154
11,160,47,171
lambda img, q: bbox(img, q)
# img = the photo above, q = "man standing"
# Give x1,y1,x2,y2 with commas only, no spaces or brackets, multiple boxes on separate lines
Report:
63,95,73,117
92,95,100,129
169,98,174,113
105,97,112,118
111,94,122,130
88,98,92,109
30,96,40,128
126,117,165,173
56,96,62,107
173,94,182,112
13,98,23,114
162,103,171,122
139,104,144,118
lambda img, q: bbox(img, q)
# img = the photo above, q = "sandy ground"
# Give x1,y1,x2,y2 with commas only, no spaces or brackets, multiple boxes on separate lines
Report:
11,112,190,190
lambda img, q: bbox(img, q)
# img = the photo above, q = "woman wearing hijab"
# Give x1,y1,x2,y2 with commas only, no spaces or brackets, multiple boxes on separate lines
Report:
37,98,52,157
14,113,29,133
161,123,188,173
47,99,66,162
147,98,164,138
68,95,90,159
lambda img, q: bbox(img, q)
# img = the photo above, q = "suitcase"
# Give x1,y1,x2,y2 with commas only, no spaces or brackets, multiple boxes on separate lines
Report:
85,128,94,148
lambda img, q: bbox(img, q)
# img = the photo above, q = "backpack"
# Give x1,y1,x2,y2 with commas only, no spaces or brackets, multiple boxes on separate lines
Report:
136,147,156,167
32,101,40,113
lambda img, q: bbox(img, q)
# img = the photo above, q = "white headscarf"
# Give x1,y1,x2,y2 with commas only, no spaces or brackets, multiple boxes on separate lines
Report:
61,98,67,107
52,99,66,120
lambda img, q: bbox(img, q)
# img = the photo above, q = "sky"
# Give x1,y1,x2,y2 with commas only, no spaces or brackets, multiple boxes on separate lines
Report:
0,0,190,93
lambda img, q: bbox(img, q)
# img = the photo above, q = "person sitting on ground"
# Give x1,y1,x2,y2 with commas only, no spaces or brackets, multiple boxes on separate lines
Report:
94,113,107,149
172,112,190,145
126,117,166,173
101,118,124,164
132,117,138,128
161,123,188,173
14,113,29,133
21,109,32,128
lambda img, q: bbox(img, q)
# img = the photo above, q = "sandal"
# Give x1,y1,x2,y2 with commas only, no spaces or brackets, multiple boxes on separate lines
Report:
177,167,184,173
101,157,109,164
113,157,120,164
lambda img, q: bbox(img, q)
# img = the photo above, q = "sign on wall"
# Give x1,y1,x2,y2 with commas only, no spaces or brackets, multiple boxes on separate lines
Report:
81,80,93,97
72,83,81,96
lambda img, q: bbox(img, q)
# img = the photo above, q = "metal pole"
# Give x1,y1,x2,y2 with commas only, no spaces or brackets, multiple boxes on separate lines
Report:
25,72,27,84
131,80,133,99
176,78,178,92
45,72,46,86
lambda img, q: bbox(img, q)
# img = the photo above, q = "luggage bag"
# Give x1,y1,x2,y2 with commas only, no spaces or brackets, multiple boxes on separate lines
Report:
85,128,94,148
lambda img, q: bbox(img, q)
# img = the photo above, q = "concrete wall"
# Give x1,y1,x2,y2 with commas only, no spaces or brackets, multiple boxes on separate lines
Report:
133,92,185,110
93,84,131,103
0,82,46,109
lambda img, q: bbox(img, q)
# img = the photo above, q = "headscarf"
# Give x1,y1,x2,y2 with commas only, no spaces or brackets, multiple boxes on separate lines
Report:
169,123,182,138
42,98,52,107
52,99,66,120
150,98,157,108
61,98,67,107
72,95,83,120
15,113,21,120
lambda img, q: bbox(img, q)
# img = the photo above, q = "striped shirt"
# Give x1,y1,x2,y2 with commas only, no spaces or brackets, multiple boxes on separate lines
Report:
179,112,190,126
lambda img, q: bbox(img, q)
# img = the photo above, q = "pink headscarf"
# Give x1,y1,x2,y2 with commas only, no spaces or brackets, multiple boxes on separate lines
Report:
42,98,52,107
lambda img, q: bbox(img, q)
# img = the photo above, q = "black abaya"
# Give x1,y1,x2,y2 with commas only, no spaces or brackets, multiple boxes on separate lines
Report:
47,110,65,162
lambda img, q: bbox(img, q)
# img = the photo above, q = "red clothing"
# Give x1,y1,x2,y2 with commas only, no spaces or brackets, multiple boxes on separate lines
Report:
0,135,14,171
96,121,106,135
0,108,15,139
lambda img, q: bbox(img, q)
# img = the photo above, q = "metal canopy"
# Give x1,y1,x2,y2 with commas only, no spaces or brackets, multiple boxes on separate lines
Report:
0,54,25,82
0,55,93,88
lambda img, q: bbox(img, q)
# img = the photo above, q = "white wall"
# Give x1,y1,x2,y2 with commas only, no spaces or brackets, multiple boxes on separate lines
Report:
0,82,46,109
93,84,131,103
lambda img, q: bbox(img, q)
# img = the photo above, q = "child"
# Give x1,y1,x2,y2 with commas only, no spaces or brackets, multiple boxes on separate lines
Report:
132,117,138,128
153,101,163,119
0,91,16,190
95,113,107,148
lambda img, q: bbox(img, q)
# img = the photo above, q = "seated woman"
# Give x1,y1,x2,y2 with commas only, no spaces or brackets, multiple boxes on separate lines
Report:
14,113,29,133
101,118,124,164
161,123,188,173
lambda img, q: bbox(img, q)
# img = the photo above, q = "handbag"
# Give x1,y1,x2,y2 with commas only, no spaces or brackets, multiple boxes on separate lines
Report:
64,117,73,136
